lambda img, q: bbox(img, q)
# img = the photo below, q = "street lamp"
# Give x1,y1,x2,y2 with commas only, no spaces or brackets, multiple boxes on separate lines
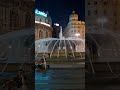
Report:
75,33,80,52
97,17,107,33
75,33,80,38
54,23,59,26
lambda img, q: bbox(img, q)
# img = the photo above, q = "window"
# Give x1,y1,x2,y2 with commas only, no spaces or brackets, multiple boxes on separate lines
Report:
45,18,48,23
94,10,98,15
104,1,108,5
114,12,117,16
104,10,107,15
39,19,41,22
88,10,91,16
88,1,90,5
115,21,117,25
94,1,97,5
39,31,42,38
82,31,84,33
74,30,76,32
10,9,19,28
46,31,48,37
25,12,31,27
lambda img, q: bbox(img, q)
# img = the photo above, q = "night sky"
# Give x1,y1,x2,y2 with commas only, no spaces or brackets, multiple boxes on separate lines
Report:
35,0,85,28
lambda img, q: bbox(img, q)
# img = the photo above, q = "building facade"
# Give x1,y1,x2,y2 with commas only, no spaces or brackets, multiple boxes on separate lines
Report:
52,23,60,38
63,11,85,39
0,0,34,34
85,0,120,33
35,9,53,40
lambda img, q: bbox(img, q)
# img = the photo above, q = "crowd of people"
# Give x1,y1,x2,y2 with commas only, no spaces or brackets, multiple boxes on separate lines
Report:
2,54,47,89
3,69,28,90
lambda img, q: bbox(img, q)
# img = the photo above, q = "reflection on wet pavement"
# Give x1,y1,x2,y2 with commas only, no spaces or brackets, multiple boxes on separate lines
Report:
35,69,85,90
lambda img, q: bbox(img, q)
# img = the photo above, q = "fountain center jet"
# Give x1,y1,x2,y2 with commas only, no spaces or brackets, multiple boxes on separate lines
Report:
59,26,64,39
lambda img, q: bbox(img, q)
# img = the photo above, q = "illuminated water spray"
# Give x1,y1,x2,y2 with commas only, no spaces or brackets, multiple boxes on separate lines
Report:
35,26,85,60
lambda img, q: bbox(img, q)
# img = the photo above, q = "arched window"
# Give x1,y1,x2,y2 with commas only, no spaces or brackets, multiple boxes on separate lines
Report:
10,9,19,29
46,31,48,37
25,12,31,27
39,30,42,38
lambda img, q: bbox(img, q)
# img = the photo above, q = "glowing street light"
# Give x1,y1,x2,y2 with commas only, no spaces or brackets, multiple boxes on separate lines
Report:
75,33,80,38
97,17,108,33
54,23,59,26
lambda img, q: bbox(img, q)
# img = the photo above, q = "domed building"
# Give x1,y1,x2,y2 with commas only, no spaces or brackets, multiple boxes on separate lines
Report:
63,11,85,39
35,9,53,40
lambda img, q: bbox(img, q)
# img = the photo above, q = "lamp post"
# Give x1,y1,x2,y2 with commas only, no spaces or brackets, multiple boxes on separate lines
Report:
97,17,107,33
75,33,80,39
75,33,80,52
97,17,107,56
8,45,12,61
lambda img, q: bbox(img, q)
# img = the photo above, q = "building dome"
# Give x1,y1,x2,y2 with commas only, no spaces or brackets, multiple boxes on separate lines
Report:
69,11,78,21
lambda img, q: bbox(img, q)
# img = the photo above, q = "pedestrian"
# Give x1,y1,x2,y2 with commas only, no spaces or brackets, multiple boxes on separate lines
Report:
21,75,28,90
41,54,47,70
14,69,26,90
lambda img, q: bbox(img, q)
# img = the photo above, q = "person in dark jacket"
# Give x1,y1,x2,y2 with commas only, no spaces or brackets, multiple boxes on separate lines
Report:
40,55,47,70
14,69,26,90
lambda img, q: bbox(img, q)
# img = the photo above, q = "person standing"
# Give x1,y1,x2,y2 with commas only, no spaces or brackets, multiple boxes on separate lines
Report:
41,55,47,70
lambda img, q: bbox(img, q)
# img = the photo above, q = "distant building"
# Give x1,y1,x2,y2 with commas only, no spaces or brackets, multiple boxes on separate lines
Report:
0,0,34,34
63,11,85,39
35,9,53,40
85,0,120,33
52,23,60,38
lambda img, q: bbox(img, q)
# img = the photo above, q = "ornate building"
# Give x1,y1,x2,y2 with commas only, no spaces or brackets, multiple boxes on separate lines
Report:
63,11,85,39
85,0,120,33
35,9,53,40
0,0,34,34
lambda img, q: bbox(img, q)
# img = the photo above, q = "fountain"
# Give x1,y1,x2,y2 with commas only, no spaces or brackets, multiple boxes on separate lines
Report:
86,29,120,77
35,26,85,61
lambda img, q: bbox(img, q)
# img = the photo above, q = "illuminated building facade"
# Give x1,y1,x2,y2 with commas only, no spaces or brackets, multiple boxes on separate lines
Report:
0,0,34,34
35,9,53,40
85,0,120,33
52,23,60,38
63,11,85,39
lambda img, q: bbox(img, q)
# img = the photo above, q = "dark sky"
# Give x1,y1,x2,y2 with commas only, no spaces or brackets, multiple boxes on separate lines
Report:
35,0,85,28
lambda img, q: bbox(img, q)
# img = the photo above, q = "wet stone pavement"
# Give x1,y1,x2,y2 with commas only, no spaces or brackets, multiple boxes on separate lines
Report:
35,69,85,90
